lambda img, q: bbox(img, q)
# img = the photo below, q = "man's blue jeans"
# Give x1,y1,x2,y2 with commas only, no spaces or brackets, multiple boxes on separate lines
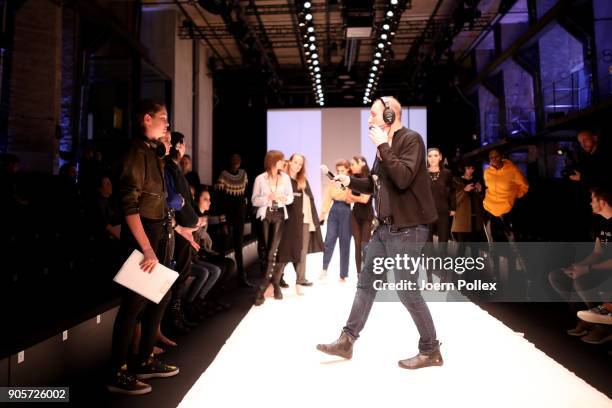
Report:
342,224,439,353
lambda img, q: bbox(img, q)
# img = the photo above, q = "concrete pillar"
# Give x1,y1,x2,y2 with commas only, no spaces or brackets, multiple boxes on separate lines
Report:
173,23,193,152
141,6,212,183
140,7,193,153
196,44,213,184
8,0,62,172
593,0,612,99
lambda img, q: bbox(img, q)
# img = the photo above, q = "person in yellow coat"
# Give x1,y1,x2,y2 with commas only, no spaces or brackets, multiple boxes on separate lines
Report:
483,149,529,288
483,149,529,242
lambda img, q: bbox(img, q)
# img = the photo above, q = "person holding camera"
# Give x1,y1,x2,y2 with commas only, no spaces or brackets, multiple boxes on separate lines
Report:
251,150,294,305
319,159,353,281
452,161,486,258
569,130,609,188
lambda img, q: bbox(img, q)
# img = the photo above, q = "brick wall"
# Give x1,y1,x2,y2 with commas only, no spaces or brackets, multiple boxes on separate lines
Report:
8,0,62,173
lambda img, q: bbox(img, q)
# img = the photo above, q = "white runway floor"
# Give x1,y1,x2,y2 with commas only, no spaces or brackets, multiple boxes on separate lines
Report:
179,250,612,408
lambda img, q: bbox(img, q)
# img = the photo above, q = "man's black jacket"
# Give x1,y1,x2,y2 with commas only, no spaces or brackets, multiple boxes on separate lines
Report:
349,127,438,228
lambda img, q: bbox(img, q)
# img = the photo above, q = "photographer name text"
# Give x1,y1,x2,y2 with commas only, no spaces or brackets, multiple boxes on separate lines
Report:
373,279,497,291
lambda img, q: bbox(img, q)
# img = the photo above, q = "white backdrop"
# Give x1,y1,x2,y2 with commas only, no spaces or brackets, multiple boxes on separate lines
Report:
267,107,427,212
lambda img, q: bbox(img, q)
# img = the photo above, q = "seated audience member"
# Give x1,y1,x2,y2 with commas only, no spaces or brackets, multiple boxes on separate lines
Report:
578,303,612,326
183,214,222,321
79,145,109,197
1,153,25,208
84,175,121,269
58,162,80,199
194,187,237,311
548,187,612,344
86,175,121,240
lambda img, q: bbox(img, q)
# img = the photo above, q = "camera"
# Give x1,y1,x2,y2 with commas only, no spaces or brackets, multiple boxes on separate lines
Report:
557,148,576,178
561,165,577,179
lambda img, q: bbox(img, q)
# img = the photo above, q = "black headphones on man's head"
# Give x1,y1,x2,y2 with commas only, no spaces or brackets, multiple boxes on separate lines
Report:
379,97,396,125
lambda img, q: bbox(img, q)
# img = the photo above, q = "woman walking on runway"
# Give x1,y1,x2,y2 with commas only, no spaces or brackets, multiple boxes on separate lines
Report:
276,154,324,296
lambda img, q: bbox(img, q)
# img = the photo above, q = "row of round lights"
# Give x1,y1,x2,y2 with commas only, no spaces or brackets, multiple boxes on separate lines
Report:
298,2,324,106
363,0,402,105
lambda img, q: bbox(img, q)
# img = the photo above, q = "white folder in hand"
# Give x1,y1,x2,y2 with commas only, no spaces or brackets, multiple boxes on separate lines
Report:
113,249,179,304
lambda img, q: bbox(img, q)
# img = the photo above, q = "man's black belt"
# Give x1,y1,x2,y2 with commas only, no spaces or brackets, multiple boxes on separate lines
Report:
378,215,394,225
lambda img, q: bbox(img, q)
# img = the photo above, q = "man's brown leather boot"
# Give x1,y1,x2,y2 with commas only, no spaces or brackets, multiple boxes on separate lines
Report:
398,344,443,369
316,332,354,359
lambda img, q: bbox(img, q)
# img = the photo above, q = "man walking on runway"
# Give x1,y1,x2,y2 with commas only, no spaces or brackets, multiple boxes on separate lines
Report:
316,97,443,369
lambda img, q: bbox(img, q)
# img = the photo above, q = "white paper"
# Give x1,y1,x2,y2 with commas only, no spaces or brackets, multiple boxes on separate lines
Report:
113,249,179,304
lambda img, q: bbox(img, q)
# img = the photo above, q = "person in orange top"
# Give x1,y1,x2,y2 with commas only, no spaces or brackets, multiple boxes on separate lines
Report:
320,160,353,281
483,149,528,242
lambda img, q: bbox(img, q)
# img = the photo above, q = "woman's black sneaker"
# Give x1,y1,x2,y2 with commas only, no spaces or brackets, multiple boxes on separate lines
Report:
107,371,152,395
133,357,180,380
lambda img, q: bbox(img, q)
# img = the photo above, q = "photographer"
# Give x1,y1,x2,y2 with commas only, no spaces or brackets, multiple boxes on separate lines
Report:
452,161,486,259
569,130,609,189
